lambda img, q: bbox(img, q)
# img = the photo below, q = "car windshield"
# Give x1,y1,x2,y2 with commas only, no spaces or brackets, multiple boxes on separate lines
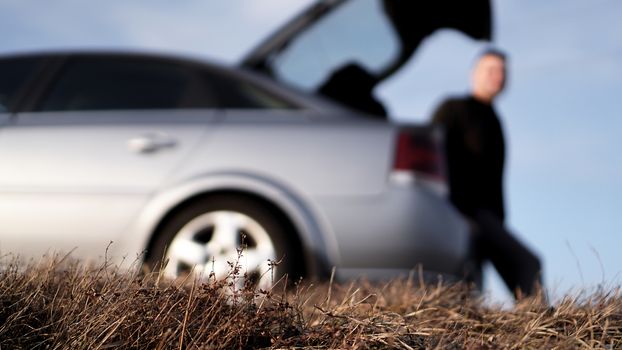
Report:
270,0,400,92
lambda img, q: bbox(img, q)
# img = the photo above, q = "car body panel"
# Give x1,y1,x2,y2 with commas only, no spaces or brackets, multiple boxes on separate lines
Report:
0,110,218,258
134,110,468,276
173,110,394,196
0,113,9,126
316,184,468,274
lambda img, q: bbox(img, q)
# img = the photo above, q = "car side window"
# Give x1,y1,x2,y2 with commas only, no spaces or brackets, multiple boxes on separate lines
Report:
0,57,41,113
38,56,217,111
202,71,299,109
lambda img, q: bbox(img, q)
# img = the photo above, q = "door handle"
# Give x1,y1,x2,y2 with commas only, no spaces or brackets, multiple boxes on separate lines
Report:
128,133,177,153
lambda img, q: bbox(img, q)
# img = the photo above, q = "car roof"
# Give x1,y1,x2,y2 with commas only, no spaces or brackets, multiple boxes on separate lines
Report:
1,49,227,70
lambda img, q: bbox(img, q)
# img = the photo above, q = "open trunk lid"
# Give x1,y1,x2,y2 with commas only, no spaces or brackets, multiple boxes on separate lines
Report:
240,0,491,116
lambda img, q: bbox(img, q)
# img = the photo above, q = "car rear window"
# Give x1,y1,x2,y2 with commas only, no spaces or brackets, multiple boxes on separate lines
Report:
203,71,298,109
0,57,41,113
264,0,400,92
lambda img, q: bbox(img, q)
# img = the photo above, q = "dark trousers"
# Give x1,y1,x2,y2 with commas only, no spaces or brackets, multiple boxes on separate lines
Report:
467,210,543,299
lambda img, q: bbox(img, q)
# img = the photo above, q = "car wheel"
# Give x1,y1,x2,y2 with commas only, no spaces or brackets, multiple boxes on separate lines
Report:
148,195,298,289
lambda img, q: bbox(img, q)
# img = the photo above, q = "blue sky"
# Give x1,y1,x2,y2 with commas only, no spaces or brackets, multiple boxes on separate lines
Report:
1,0,621,303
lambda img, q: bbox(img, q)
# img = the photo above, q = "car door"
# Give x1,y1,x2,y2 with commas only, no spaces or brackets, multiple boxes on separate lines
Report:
0,54,220,259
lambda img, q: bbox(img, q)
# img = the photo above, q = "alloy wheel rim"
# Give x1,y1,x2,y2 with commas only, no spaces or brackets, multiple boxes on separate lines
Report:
163,210,277,288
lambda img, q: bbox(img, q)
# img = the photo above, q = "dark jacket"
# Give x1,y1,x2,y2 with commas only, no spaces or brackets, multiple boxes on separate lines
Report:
432,96,506,221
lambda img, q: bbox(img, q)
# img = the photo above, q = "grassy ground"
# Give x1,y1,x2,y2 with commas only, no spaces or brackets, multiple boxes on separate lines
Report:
0,255,620,349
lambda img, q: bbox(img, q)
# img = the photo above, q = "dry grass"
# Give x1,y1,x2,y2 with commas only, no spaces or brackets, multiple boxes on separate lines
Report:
0,255,620,349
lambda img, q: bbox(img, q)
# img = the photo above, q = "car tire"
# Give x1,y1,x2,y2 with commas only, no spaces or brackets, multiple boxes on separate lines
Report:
147,194,300,289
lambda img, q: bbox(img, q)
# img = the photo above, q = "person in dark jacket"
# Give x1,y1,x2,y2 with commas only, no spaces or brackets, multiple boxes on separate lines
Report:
431,49,543,299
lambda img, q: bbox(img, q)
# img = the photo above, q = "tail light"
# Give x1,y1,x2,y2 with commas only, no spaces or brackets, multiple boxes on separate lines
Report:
393,128,446,182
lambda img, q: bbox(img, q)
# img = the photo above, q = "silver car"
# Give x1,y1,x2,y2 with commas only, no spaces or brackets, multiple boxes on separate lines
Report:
0,0,491,285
